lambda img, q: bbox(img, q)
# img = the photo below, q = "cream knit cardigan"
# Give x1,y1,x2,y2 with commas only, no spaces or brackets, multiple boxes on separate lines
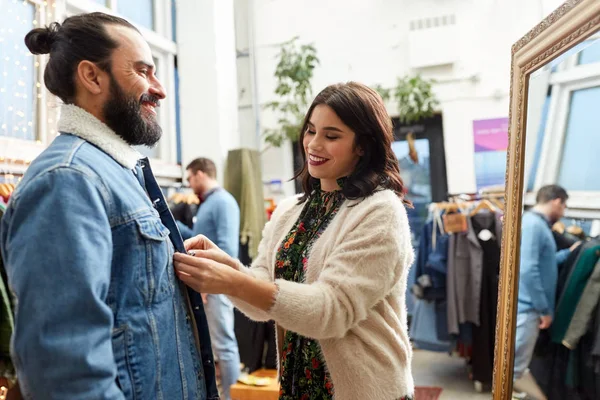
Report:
229,189,415,400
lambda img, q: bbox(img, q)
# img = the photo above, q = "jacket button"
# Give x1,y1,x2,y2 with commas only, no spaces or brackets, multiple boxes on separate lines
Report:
194,306,200,310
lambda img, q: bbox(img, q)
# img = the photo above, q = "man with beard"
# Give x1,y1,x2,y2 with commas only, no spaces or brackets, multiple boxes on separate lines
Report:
0,13,218,400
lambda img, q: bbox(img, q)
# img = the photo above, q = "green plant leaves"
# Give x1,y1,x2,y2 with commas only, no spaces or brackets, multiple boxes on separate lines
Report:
263,37,320,148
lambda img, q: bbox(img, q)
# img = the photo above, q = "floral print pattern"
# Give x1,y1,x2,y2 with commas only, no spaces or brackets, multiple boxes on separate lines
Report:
275,184,344,400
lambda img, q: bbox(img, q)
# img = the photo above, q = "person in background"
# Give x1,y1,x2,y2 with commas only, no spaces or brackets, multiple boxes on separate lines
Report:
173,82,416,400
0,13,216,399
177,158,241,400
513,184,580,400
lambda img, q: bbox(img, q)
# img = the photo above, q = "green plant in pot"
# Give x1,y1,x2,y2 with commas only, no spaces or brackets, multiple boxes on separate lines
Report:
394,75,439,124
262,37,319,151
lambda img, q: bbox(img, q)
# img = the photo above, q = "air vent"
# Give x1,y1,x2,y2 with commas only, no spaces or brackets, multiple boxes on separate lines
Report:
409,15,456,31
408,15,458,68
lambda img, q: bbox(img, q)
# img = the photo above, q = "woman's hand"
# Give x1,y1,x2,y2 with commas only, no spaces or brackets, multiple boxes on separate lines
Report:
184,234,241,271
174,252,238,296
174,250,278,312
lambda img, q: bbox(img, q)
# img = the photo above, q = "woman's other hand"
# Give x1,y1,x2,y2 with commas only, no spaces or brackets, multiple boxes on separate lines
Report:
184,234,241,271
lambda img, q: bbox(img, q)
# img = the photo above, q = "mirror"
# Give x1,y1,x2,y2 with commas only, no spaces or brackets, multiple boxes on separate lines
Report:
494,1,600,399
514,37,600,400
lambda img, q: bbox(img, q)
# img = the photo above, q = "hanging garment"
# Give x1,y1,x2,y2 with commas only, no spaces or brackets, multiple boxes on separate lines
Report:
0,208,14,380
223,149,267,260
446,212,502,335
530,240,600,399
551,242,600,343
563,259,600,349
409,298,452,352
170,201,199,229
554,231,579,252
412,214,448,301
470,214,501,384
233,242,277,373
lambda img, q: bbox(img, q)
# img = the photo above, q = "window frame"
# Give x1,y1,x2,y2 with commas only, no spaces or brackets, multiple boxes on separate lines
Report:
525,42,600,214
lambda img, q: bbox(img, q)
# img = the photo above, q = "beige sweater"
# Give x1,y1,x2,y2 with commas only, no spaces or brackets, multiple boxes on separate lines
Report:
230,189,415,399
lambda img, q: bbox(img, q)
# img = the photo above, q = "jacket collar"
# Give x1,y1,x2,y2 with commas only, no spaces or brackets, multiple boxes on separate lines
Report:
57,104,142,169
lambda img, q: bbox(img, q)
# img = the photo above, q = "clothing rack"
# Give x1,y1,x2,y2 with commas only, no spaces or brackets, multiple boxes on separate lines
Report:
410,193,504,393
429,192,505,217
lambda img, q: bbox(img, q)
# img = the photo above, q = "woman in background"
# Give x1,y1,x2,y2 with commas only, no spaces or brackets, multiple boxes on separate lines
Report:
174,82,415,400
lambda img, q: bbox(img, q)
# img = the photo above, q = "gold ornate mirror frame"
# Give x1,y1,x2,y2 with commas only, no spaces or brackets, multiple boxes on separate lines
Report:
493,0,600,398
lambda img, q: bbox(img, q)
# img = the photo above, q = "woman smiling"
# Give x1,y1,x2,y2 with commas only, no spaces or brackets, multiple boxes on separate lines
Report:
174,82,415,400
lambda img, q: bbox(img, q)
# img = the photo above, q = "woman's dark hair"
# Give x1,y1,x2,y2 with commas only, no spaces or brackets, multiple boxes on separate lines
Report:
295,82,412,207
24,12,138,104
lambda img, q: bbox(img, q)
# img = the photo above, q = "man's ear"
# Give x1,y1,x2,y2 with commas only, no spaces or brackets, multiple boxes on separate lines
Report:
76,61,107,95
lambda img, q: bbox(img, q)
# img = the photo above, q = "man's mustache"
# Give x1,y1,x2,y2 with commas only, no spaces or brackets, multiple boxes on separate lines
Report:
140,93,161,107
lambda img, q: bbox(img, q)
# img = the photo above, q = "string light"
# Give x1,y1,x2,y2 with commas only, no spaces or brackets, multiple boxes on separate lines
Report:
1,0,40,145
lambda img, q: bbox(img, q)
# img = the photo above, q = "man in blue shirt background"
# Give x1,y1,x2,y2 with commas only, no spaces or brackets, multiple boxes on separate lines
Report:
177,158,241,400
513,185,580,399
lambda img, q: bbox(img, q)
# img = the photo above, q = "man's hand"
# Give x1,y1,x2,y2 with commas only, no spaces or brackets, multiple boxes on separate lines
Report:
201,293,209,304
540,315,553,330
570,241,582,252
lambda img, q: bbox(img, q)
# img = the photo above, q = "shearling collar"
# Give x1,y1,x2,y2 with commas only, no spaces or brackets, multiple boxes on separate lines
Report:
57,104,142,169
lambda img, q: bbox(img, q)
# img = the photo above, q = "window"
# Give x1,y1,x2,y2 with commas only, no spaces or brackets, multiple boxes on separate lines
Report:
526,36,600,212
578,40,600,65
117,0,154,31
557,86,600,191
0,1,37,141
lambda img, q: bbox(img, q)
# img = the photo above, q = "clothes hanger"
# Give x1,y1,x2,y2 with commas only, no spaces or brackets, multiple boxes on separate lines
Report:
489,197,505,212
469,199,496,217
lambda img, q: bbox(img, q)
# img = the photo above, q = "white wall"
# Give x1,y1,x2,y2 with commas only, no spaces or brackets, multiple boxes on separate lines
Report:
177,0,240,182
249,0,564,195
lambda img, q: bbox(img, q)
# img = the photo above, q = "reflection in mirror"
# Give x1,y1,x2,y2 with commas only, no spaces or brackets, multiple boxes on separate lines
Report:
514,35,600,400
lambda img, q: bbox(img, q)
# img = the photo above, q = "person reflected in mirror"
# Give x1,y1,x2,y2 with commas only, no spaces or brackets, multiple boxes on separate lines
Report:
176,157,241,400
513,185,580,400
173,82,416,400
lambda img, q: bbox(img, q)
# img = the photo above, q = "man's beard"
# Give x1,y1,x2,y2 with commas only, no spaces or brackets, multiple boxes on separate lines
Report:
103,74,162,147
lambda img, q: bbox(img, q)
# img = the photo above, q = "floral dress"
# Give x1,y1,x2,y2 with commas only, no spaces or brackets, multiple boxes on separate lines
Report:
274,182,413,400
275,184,344,400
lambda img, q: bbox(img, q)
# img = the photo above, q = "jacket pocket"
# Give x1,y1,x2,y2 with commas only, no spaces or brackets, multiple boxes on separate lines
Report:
112,326,141,400
135,217,174,304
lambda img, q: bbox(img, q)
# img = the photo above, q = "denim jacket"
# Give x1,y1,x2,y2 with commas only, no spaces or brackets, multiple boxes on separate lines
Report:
0,105,218,399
